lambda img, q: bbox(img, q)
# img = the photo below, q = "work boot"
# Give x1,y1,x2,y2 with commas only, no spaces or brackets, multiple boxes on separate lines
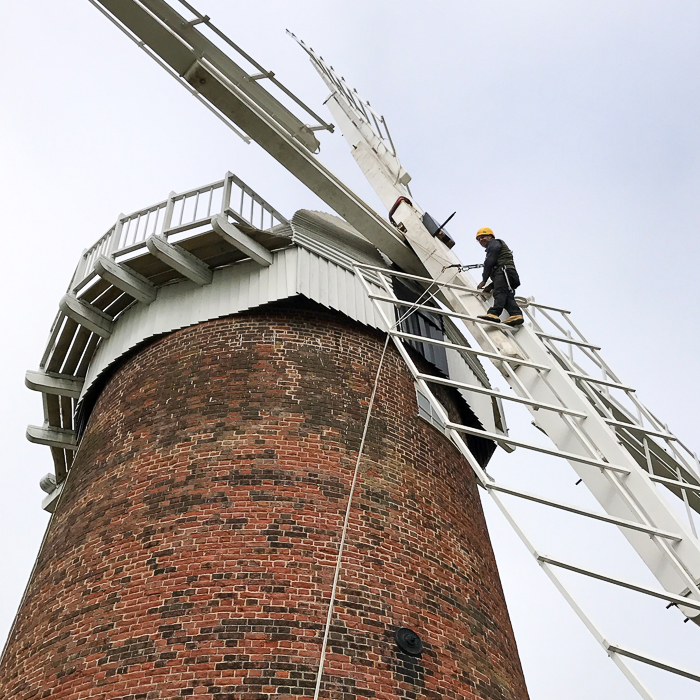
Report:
478,314,501,323
504,314,524,327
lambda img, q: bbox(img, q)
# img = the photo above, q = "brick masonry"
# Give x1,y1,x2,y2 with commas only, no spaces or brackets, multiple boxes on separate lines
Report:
1,298,529,700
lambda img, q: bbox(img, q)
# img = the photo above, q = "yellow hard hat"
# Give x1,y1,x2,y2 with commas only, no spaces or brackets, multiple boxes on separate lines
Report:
476,227,493,239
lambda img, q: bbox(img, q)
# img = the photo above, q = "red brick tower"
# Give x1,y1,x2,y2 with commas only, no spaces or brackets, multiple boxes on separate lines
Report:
5,199,529,699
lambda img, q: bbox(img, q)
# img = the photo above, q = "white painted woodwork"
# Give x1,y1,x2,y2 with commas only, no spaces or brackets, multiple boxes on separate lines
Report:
26,425,78,451
146,235,213,286
58,294,114,338
211,215,273,266
25,370,84,399
95,255,157,304
42,480,64,513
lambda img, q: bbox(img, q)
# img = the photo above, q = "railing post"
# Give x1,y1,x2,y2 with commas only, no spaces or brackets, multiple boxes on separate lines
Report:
67,251,89,293
107,215,125,256
221,172,233,217
161,191,177,237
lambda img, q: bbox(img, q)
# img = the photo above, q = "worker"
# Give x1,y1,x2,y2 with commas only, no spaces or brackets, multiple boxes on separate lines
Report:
475,227,524,327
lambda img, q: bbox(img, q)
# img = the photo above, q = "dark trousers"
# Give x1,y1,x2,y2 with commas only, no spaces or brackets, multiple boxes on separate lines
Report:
488,268,522,317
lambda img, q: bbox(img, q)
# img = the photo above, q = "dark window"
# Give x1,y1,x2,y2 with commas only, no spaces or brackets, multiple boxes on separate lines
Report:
393,279,449,376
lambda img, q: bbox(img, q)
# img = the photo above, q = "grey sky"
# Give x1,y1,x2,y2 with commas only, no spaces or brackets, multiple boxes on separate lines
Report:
1,2,699,698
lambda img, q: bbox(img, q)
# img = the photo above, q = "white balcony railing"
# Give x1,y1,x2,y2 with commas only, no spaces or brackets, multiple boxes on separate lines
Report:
70,171,287,293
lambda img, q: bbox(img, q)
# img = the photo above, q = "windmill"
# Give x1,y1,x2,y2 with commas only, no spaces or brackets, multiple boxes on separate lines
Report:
8,2,700,699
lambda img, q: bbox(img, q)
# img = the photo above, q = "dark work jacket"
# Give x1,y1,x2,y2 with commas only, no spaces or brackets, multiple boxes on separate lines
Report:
482,239,516,283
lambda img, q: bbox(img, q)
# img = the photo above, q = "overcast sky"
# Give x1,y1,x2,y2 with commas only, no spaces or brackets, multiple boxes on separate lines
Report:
1,2,700,699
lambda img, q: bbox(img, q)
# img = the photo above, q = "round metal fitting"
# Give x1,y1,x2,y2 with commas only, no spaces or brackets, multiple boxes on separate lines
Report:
394,627,423,656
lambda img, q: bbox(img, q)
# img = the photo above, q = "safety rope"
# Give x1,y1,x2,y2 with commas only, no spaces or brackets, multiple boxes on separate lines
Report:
311,274,445,699
311,332,391,700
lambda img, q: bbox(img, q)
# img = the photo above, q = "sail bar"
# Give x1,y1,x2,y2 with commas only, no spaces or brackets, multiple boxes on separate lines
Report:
443,420,630,474
388,330,550,371
539,556,700,611
367,292,520,327
416,372,588,417
353,261,486,297
604,419,677,441
607,646,700,684
488,483,682,541
651,475,700,495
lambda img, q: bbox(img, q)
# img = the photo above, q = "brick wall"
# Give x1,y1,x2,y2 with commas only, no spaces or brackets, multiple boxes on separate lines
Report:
0,299,528,700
